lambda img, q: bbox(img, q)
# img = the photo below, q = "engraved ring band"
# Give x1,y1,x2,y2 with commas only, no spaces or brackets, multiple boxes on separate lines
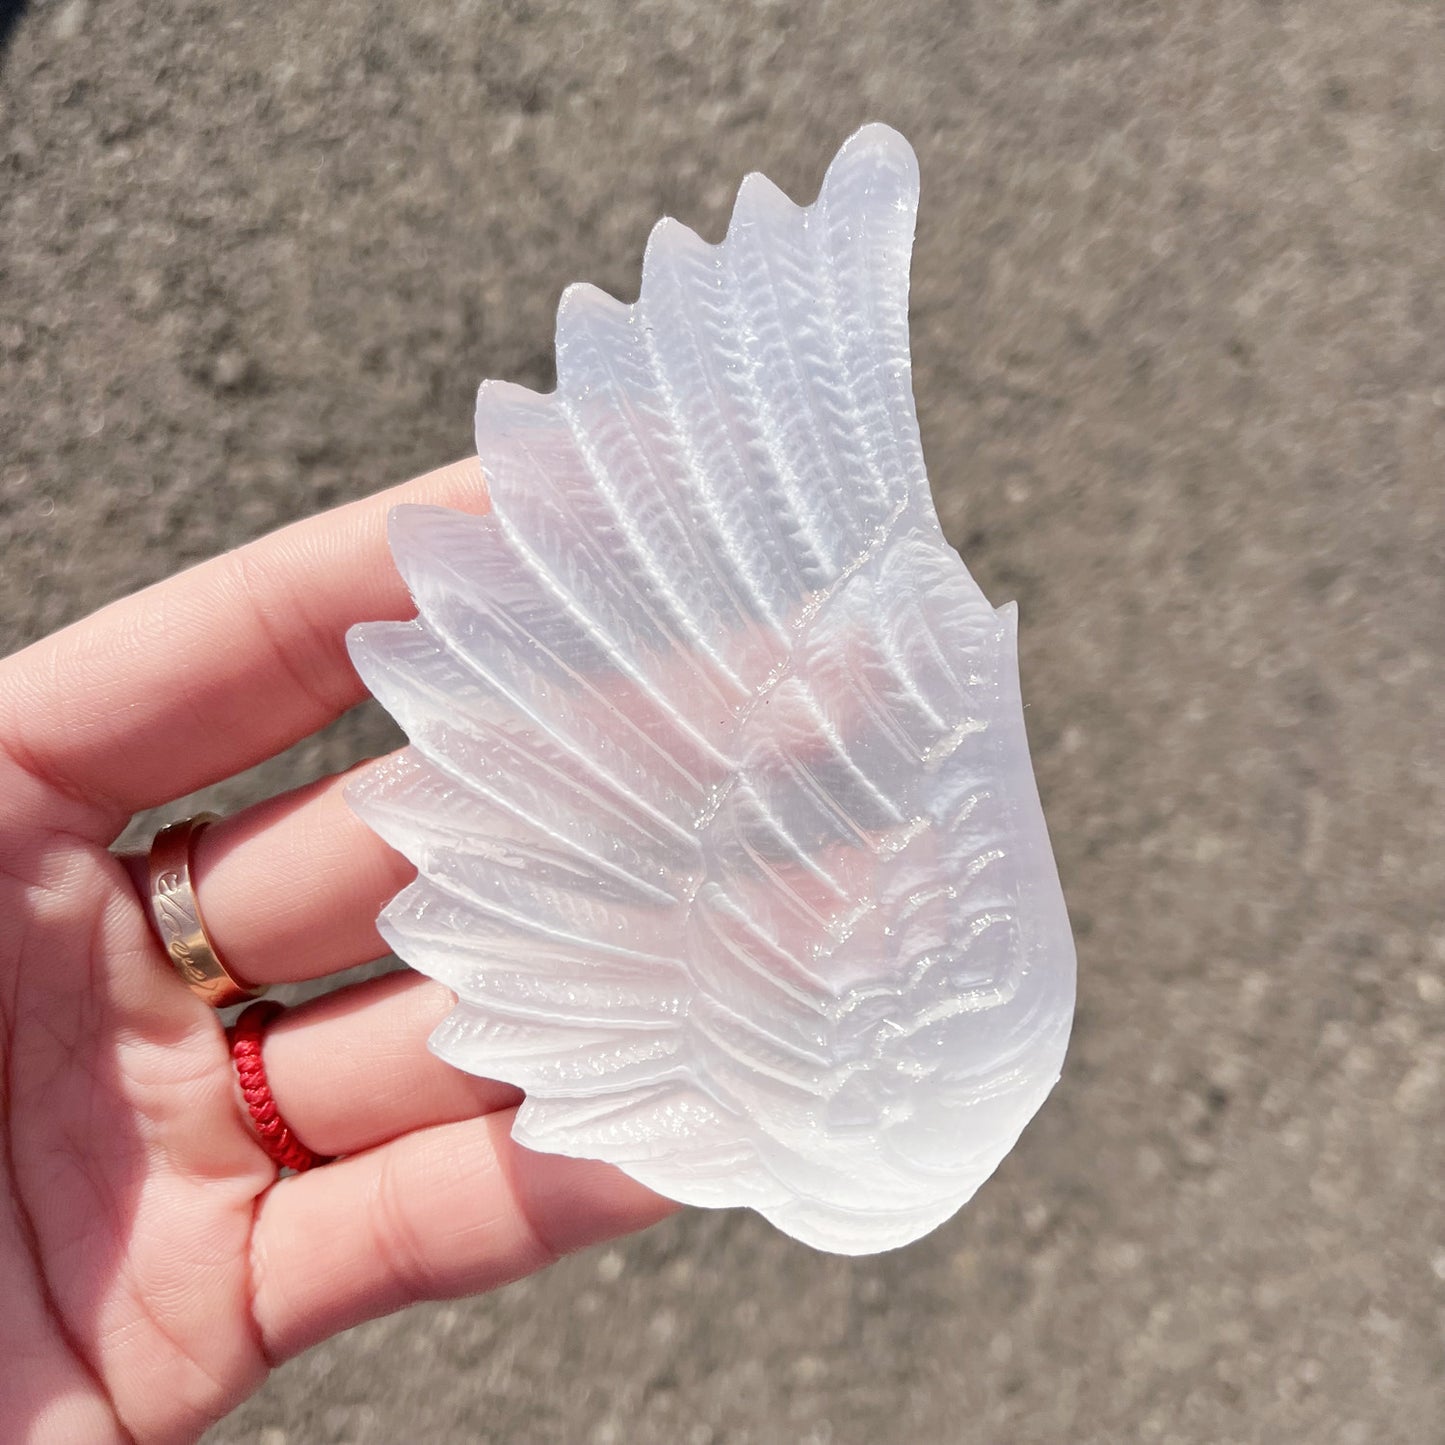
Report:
145,812,267,1009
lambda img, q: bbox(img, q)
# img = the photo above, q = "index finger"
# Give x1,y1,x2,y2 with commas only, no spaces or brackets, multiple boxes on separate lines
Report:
0,457,486,840
250,1109,679,1363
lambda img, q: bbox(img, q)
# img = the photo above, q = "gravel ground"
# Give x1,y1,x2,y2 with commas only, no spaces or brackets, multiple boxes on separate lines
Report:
3,2,1443,1442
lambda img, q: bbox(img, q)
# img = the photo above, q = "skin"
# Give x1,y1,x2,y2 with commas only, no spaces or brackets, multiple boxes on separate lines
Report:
0,458,677,1445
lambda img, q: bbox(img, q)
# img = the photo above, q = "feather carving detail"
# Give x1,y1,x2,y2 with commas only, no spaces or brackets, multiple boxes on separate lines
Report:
348,124,1076,1254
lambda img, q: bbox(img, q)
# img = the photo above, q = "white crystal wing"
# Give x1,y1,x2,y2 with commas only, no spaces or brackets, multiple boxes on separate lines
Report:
347,124,1076,1254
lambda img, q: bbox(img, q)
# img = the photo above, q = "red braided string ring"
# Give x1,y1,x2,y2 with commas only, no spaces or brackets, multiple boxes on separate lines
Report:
230,1001,331,1173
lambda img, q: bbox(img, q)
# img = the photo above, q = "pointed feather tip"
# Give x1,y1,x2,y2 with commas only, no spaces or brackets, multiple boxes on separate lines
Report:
386,498,477,568
728,169,798,232
336,746,423,854
822,121,920,204
474,374,558,430
642,210,708,255
991,600,1022,660
376,501,512,617
344,615,417,699
833,121,918,170
556,278,632,329
635,213,717,307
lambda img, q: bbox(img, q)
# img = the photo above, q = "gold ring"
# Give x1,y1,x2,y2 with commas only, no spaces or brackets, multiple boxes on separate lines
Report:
146,813,265,1009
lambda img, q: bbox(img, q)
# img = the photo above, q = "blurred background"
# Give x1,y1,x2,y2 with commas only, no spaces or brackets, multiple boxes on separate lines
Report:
3,1,1442,1441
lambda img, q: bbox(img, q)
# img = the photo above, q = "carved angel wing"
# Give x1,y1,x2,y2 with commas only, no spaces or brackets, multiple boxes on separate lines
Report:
347,124,1076,1254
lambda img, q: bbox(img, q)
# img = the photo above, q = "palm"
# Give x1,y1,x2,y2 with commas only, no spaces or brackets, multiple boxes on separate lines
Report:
0,459,673,1443
1,828,270,1443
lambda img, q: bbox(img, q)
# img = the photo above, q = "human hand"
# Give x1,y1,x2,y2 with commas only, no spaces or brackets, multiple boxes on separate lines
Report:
0,458,677,1445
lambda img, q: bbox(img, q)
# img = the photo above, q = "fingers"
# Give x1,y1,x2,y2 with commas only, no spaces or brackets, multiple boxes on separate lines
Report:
0,456,487,841
250,1110,679,1363
255,972,522,1158
191,757,413,987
